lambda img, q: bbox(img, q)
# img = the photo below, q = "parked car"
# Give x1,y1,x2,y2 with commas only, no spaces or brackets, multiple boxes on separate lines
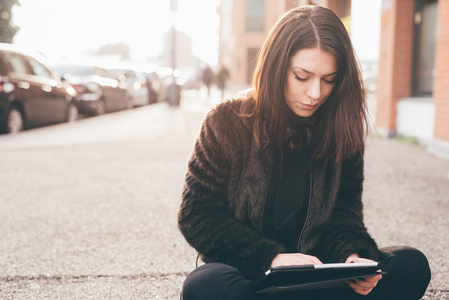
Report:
52,63,131,116
142,70,165,104
156,67,186,103
109,67,149,107
0,43,78,134
128,64,167,104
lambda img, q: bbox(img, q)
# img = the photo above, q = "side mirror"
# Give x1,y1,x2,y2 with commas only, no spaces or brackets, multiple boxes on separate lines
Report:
118,74,127,82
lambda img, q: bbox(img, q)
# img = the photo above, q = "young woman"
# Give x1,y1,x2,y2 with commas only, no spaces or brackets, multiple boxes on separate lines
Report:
178,5,431,300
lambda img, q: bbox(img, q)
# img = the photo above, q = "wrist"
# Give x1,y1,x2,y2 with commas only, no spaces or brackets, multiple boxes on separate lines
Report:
346,253,360,263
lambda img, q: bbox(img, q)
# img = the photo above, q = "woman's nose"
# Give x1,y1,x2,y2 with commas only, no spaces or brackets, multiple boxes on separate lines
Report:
307,79,321,101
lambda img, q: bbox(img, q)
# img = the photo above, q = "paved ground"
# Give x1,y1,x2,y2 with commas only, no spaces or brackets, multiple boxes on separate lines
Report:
0,87,448,299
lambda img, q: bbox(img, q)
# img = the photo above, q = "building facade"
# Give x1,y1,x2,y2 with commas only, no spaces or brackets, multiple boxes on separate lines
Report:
218,0,351,86
163,30,193,69
376,0,449,155
218,0,296,86
218,0,449,155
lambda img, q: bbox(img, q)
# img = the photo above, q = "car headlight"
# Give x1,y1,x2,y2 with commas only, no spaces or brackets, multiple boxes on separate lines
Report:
0,82,15,94
65,85,77,96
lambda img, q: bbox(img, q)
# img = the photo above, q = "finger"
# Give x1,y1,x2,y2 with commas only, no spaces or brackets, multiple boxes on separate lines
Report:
293,254,322,265
293,257,319,265
346,281,371,293
348,277,380,289
353,278,379,289
363,274,383,283
272,255,317,267
305,255,322,265
347,257,375,264
346,281,373,296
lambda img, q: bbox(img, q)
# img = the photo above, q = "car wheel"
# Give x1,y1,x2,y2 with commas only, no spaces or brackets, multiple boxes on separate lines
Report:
66,102,79,122
126,94,134,109
149,90,158,104
7,106,24,133
96,100,105,115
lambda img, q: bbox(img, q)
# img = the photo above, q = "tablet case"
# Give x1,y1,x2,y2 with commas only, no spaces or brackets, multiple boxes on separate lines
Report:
252,262,386,293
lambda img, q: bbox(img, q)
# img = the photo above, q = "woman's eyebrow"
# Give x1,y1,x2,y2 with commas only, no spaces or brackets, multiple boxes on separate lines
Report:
292,67,338,77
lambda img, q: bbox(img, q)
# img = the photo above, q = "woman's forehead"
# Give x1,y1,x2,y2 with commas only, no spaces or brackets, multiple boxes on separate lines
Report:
289,48,337,75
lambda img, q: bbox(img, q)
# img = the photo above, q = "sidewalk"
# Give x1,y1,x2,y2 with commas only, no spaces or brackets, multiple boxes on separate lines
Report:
362,137,449,299
0,88,447,299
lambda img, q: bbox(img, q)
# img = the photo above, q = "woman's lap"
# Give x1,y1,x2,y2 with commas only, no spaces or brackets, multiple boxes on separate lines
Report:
181,246,431,300
181,262,255,300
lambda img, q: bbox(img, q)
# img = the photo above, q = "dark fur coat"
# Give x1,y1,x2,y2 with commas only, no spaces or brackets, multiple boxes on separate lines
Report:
178,99,379,280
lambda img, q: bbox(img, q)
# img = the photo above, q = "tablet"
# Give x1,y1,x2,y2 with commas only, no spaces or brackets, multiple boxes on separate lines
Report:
252,262,385,293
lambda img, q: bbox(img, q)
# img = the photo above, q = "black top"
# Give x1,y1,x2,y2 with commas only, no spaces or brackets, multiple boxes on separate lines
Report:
263,123,312,252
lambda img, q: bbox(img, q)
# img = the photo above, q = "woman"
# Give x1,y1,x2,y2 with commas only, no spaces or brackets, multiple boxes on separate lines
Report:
178,5,430,300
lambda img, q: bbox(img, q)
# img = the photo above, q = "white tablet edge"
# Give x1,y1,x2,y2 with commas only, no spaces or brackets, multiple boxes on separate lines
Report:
314,262,379,269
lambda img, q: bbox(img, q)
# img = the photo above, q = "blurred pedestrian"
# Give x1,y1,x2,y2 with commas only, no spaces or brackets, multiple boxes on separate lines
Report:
202,64,214,98
179,5,430,300
216,62,230,100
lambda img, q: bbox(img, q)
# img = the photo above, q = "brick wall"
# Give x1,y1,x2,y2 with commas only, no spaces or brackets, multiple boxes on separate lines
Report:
434,0,449,143
376,0,414,135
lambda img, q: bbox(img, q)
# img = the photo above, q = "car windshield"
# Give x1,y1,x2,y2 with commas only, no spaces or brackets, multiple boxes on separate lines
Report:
111,69,136,78
54,65,94,77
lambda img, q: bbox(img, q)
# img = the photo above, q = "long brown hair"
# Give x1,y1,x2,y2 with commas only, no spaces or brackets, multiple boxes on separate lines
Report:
240,5,368,165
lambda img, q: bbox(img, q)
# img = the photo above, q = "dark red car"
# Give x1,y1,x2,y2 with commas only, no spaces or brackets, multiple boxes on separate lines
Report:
0,43,78,134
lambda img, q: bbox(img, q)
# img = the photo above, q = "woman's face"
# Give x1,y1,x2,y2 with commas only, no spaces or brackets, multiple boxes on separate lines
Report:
284,47,337,117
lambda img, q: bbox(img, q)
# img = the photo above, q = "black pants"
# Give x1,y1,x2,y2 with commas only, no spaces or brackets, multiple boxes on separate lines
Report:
181,246,431,300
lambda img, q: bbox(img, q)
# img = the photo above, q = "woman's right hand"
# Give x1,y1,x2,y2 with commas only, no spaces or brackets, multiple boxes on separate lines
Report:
271,253,323,268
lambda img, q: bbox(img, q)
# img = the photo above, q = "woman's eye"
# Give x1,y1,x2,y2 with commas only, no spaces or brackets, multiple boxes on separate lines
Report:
323,78,336,84
294,73,307,82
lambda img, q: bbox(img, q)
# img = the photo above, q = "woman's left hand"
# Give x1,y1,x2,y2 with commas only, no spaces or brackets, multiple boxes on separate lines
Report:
345,254,382,296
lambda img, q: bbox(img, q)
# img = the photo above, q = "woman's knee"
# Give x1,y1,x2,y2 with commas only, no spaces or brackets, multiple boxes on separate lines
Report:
383,246,430,279
182,263,254,300
379,246,431,299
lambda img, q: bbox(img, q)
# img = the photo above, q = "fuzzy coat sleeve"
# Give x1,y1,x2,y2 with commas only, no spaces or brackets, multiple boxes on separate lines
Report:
178,101,285,280
314,150,380,263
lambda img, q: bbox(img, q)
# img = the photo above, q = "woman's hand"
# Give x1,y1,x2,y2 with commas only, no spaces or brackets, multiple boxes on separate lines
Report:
345,254,382,296
271,253,322,268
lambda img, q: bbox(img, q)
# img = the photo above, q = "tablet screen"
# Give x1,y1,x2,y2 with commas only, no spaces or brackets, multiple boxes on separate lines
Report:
252,262,384,293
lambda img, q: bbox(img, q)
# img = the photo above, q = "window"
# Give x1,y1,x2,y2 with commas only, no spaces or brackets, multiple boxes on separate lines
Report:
247,47,259,84
95,67,118,80
27,56,53,79
54,65,93,77
412,0,438,96
246,0,265,32
5,52,28,75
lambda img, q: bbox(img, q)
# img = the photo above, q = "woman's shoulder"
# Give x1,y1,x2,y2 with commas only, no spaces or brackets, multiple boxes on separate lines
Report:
199,97,255,147
205,97,254,127
211,95,254,114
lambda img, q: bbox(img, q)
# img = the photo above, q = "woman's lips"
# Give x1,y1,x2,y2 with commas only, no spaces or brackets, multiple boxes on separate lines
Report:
302,103,317,110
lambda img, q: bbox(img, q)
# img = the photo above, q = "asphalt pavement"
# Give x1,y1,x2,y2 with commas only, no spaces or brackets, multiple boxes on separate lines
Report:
0,86,448,299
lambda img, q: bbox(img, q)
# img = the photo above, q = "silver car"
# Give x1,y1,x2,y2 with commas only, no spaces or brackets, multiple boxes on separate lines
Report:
53,63,131,116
